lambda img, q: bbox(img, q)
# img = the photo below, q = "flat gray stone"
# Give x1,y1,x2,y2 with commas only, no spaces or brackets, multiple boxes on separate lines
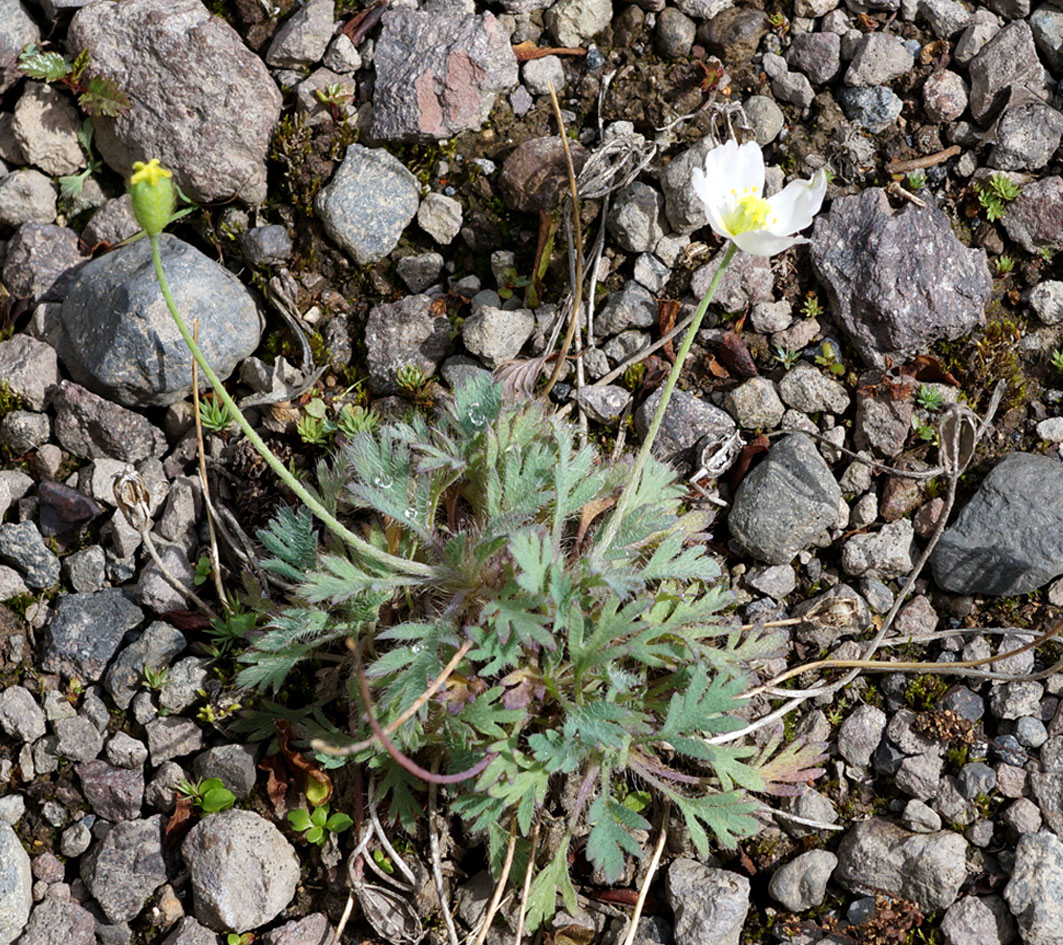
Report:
0,335,59,412
15,898,95,945
0,522,60,589
41,589,144,683
666,858,749,945
0,822,31,945
0,0,40,95
1004,831,1063,945
80,815,167,924
51,380,166,462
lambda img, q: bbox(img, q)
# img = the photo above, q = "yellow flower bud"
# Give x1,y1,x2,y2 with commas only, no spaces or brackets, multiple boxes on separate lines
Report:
129,159,174,236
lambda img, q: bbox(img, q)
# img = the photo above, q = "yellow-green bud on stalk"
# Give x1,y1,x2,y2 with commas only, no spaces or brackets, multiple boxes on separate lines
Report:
129,158,174,236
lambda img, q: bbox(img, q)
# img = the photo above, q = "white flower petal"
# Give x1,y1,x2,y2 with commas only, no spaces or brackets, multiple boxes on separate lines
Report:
731,229,809,257
692,161,734,240
732,140,766,197
766,169,828,236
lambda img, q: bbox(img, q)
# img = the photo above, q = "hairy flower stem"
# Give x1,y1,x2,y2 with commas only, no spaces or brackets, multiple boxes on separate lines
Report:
147,235,433,579
595,242,738,558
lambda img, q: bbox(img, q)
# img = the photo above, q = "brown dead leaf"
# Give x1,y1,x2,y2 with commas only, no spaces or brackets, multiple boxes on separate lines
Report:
163,795,197,850
717,332,758,378
576,495,616,550
258,752,289,818
276,720,332,806
512,40,586,61
728,434,770,490
160,610,211,632
658,299,680,363
897,354,959,387
341,0,386,45
706,354,731,379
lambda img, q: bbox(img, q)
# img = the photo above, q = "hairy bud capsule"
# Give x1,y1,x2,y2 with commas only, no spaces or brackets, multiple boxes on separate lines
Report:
129,158,174,236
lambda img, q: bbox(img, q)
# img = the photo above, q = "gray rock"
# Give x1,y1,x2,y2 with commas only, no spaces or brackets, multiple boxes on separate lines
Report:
51,380,166,462
104,621,187,710
844,32,914,85
183,810,300,933
160,916,220,945
1002,176,1063,254
954,11,1002,64
1005,831,1063,945
810,187,990,368
690,249,773,312
941,895,1013,945
522,54,565,96
136,543,195,614
0,522,59,589
633,253,671,293
1032,3,1063,71
665,858,749,945
657,7,696,59
834,817,968,911
77,760,144,821
259,913,331,945
58,234,262,408
265,0,334,67
53,715,103,763
417,193,463,245
606,182,665,253
989,99,1063,171
659,137,717,234
595,282,658,336
919,0,975,37
633,387,737,472
107,731,149,770
0,686,45,744
836,85,904,131
772,70,815,108
41,589,143,682
191,745,257,800
0,169,56,227
1004,797,1043,835
316,145,419,264
931,453,1063,595
989,680,1044,719
462,304,535,368
371,9,516,140
80,815,167,923
2,222,83,304
0,0,40,94
15,898,95,945
0,410,49,455
923,70,969,123
144,717,204,766
838,703,887,767
396,252,444,293
0,823,31,945
0,335,59,411
724,377,784,429
728,433,841,565
67,0,281,204
779,788,840,837
573,385,632,425
744,95,785,146
82,194,140,248
903,799,943,832
968,21,1044,123
1016,715,1048,748
240,226,292,267
768,850,838,911
786,31,841,85
12,82,83,176
745,563,796,598
896,751,944,800
778,361,850,414
544,0,613,46
841,518,914,580
364,294,453,394
158,656,210,713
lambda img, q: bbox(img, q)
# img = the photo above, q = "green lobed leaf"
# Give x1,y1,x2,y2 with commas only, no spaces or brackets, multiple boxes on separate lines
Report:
18,45,72,81
524,835,577,932
585,795,649,883
287,809,313,831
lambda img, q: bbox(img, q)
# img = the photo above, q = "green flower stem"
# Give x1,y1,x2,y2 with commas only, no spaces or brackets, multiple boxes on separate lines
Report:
595,241,739,557
148,235,433,578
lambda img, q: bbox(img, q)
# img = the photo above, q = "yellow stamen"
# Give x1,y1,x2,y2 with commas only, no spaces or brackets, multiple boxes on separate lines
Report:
130,158,172,187
723,194,772,235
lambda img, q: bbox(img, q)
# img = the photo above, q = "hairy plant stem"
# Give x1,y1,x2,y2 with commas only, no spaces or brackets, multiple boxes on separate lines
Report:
594,241,738,559
148,234,433,579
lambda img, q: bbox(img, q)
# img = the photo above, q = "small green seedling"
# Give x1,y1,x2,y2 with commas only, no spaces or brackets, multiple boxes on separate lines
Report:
814,340,846,375
142,664,169,691
205,607,257,659
286,803,353,845
226,934,254,945
975,174,1021,223
1051,349,1063,375
176,777,236,813
773,345,801,370
906,171,927,191
994,254,1015,275
193,554,211,587
801,292,825,319
916,385,944,412
199,396,235,433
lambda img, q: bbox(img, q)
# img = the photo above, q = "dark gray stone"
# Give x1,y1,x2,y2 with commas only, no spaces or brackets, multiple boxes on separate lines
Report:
191,745,257,800
160,916,221,945
15,898,95,945
67,0,281,204
41,589,144,683
371,9,517,141
364,294,453,394
52,715,103,763
0,410,50,455
931,453,1063,595
633,387,737,473
1031,3,1063,71
810,187,990,368
727,434,841,565
0,223,83,304
786,31,841,85
58,234,262,408
834,818,967,911
51,380,167,462
0,522,60,589
595,281,658,336
77,760,144,821
182,810,299,933
259,913,331,945
500,136,589,214
316,145,420,265
606,182,665,253
80,815,167,924
768,850,838,911
968,20,1044,123
844,32,913,86
666,858,749,945
659,136,716,234
0,0,40,95
1002,176,1063,254
104,621,187,710
240,225,293,267
145,717,204,766
836,86,904,132
0,335,59,412
989,99,1063,171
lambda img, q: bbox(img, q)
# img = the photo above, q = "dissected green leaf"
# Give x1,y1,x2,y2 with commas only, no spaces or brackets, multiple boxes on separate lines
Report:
585,795,649,883
525,835,577,933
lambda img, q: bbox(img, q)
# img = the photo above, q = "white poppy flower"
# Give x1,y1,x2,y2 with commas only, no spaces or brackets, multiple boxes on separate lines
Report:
691,138,828,257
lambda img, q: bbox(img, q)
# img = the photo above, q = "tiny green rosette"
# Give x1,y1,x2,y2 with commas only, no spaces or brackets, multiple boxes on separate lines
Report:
129,158,174,236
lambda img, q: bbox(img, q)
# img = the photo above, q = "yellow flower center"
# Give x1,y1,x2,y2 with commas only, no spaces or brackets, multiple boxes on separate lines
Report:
130,158,172,187
723,191,774,235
